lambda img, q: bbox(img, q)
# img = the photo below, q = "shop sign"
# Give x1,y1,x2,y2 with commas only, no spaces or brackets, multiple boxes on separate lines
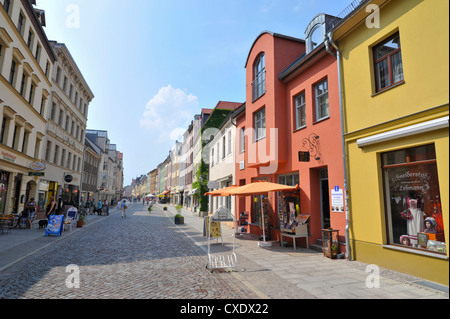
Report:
29,161,46,171
331,187,344,213
1,151,16,163
28,172,45,176
44,215,64,237
64,175,73,183
298,151,310,162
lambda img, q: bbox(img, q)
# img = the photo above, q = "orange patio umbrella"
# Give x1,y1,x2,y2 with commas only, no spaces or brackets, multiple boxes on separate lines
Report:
226,181,299,197
205,185,238,197
226,181,299,246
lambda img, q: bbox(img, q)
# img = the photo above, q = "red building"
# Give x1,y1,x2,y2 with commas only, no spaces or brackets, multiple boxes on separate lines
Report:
235,14,346,251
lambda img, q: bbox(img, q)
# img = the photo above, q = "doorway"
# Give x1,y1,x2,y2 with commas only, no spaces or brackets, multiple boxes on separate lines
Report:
320,168,330,229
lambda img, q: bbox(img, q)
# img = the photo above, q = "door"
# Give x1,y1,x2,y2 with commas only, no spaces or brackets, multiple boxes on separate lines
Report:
320,168,330,229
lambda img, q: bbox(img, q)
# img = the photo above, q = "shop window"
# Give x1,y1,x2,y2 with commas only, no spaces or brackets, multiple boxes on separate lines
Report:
373,32,404,92
382,144,445,254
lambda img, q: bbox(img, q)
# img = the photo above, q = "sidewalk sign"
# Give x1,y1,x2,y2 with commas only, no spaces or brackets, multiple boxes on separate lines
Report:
45,215,64,237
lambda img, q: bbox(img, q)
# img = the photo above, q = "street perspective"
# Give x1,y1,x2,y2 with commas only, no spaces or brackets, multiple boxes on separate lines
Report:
0,0,449,309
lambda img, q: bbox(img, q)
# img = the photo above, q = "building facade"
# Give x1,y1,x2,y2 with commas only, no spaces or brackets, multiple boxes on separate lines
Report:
1,0,55,214
333,0,449,284
44,41,94,210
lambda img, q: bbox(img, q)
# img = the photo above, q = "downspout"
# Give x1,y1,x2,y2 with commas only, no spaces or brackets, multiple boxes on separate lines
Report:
325,33,352,261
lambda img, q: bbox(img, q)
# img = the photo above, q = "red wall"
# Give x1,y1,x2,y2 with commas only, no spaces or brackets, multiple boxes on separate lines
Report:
235,32,346,249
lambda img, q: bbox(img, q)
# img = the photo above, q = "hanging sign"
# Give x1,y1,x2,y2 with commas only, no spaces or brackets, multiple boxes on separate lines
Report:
45,215,64,237
298,151,310,162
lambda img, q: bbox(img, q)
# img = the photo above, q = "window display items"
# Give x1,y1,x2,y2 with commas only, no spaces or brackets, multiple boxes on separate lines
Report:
400,235,412,247
382,144,446,253
424,217,437,234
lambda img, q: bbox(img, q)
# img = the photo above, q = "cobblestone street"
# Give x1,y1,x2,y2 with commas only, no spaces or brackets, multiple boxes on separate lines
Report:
0,203,258,299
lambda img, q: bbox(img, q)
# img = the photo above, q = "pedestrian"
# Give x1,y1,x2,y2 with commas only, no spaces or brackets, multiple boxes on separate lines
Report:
121,200,127,218
97,201,103,215
46,196,57,218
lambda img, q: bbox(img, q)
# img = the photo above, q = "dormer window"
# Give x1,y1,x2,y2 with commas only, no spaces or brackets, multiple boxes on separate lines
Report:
309,26,323,51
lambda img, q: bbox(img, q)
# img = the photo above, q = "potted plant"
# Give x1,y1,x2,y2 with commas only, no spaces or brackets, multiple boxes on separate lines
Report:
175,205,184,224
77,213,85,228
163,206,167,211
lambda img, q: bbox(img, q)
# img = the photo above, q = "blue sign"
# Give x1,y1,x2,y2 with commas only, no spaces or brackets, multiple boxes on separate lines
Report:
45,215,64,237
335,186,340,192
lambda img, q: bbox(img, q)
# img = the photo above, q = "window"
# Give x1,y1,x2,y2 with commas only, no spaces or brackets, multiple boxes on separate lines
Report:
252,53,265,101
382,144,445,254
11,124,19,150
35,44,41,62
27,29,34,49
0,116,9,145
295,92,306,129
315,79,329,121
45,141,51,162
239,127,245,153
21,130,29,154
254,108,266,141
373,32,404,92
54,145,59,164
9,60,17,85
222,136,226,159
18,13,25,37
3,0,11,15
34,138,41,158
227,131,231,155
309,26,323,52
28,82,35,105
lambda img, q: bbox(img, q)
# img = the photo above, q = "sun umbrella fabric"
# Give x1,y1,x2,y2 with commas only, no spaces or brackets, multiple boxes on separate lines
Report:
227,181,298,197
205,185,238,197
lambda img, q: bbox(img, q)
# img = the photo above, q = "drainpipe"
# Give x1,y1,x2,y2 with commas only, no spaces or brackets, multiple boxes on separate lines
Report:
325,33,352,261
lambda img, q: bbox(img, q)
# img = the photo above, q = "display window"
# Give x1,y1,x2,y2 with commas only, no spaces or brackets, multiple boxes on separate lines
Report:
382,144,446,254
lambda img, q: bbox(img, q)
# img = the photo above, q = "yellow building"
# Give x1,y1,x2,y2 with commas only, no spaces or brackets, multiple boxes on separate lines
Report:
331,0,449,285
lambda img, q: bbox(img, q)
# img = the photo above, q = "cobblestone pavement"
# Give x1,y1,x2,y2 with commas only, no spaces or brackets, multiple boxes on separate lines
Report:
0,203,259,299
0,202,448,301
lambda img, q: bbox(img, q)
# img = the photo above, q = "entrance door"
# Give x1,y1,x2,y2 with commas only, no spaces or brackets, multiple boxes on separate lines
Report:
320,168,330,229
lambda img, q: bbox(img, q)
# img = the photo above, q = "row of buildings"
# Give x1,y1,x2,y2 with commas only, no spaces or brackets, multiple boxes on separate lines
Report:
0,0,123,214
132,0,448,285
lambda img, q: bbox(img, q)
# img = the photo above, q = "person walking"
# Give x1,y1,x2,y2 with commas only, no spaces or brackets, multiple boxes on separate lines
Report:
121,200,127,218
97,201,103,216
46,196,57,218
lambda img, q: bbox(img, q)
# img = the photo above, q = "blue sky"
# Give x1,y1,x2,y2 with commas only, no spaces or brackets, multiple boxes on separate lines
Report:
37,0,351,186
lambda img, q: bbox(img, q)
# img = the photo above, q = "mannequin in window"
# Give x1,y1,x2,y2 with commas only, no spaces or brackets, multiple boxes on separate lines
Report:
391,191,407,243
400,235,411,247
405,192,425,237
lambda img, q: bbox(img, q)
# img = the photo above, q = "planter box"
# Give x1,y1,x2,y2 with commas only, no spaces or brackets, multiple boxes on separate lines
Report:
174,216,184,225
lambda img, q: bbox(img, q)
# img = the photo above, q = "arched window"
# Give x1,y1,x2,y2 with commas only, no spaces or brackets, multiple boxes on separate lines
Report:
252,53,265,101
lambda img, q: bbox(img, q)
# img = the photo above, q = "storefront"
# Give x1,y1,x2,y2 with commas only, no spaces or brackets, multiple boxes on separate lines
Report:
346,117,449,285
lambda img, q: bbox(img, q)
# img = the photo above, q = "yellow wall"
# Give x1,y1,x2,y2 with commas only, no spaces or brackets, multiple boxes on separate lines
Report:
339,0,449,132
338,0,449,285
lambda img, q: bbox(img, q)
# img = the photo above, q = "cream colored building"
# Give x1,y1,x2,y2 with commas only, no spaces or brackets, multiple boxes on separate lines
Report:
1,0,55,214
43,41,94,209
208,113,236,215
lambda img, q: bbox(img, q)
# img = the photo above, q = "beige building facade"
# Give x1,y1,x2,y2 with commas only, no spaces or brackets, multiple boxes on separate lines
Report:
1,0,55,214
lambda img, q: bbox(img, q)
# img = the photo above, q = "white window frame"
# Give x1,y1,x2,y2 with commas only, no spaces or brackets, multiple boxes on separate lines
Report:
254,108,266,141
315,79,329,121
295,92,306,130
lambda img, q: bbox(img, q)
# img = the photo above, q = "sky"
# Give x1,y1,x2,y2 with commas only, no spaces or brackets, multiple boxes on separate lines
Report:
36,0,352,186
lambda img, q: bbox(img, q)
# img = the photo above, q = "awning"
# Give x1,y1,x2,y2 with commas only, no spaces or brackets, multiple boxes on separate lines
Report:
205,185,238,197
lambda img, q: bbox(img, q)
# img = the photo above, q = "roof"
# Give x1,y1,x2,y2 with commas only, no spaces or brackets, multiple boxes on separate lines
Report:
245,31,305,68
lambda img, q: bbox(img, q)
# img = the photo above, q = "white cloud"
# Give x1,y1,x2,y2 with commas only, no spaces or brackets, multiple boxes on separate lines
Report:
140,85,199,143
